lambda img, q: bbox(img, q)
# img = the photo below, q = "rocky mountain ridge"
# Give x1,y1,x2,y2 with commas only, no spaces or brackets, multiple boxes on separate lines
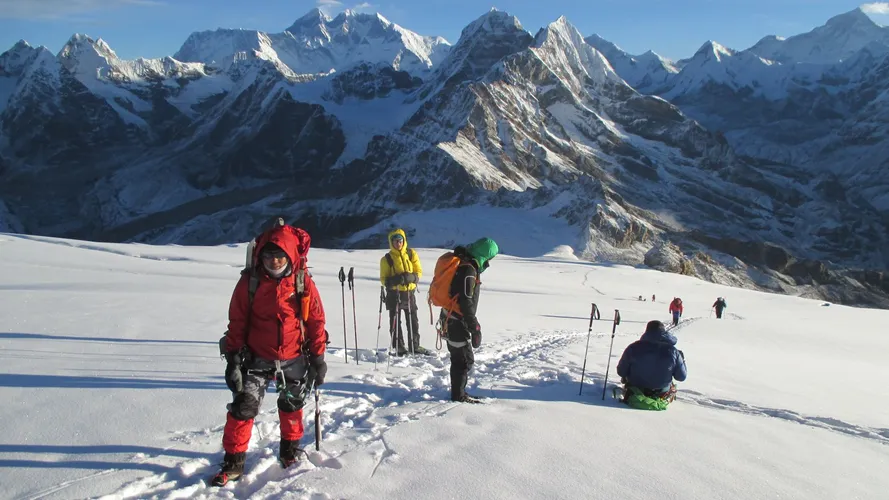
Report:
1,7,887,307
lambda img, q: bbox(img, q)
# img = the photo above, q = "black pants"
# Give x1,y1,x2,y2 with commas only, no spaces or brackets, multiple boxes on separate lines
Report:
229,356,309,421
446,340,474,401
387,290,420,352
715,308,724,319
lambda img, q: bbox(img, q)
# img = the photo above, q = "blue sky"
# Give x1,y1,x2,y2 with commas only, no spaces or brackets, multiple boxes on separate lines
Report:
2,0,889,61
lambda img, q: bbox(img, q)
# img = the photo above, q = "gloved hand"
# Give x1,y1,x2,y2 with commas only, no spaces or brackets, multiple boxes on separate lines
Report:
400,272,418,284
224,352,244,393
471,324,482,349
308,354,328,386
385,275,403,288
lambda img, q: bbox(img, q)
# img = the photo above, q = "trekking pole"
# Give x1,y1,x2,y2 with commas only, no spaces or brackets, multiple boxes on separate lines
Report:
314,386,321,451
578,303,600,395
374,286,385,370
386,292,401,373
407,290,416,356
601,309,622,400
348,267,359,365
338,267,348,363
709,307,713,318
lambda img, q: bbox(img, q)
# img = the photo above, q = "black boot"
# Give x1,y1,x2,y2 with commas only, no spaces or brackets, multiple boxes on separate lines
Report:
279,439,304,469
453,394,483,404
211,452,246,486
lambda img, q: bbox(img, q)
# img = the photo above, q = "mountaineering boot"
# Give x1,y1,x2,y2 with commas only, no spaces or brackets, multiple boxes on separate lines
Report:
453,394,483,404
412,346,432,356
211,452,246,486
279,439,304,469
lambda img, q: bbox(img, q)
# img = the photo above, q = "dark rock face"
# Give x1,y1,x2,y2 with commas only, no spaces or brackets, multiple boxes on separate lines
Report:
323,63,422,104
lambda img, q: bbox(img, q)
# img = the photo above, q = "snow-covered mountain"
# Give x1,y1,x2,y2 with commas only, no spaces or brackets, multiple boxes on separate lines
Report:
174,8,450,76
1,7,888,307
583,34,679,93
747,7,889,64
596,7,889,236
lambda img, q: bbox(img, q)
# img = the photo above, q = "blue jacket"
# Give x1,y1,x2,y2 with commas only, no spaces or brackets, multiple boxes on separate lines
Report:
616,322,687,392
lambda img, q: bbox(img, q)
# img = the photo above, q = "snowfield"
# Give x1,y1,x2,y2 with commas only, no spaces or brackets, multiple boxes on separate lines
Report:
0,232,886,499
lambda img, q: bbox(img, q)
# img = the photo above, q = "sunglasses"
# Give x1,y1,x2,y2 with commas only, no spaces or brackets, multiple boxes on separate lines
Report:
391,237,404,243
261,250,287,260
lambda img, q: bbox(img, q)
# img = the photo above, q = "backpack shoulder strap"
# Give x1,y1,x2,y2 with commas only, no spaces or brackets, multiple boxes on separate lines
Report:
247,270,259,304
295,267,305,295
238,267,260,349
385,253,395,271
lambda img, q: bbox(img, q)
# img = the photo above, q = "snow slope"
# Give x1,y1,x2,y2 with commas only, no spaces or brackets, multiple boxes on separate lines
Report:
0,231,887,499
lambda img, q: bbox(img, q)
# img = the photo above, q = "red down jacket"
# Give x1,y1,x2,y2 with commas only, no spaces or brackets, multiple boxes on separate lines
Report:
225,225,327,360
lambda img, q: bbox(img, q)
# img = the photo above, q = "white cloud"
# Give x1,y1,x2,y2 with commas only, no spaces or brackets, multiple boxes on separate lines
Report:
316,0,342,15
861,2,889,14
316,0,375,15
0,0,164,20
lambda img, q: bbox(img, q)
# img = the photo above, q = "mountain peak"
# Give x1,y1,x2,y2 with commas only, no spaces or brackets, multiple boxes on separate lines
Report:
458,8,525,41
285,7,332,34
59,33,118,62
584,33,623,54
745,6,889,64
428,9,531,89
0,39,40,75
826,7,876,29
694,40,734,60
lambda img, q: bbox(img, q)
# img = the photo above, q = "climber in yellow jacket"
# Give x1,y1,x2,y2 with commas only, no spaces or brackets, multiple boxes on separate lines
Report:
379,229,429,355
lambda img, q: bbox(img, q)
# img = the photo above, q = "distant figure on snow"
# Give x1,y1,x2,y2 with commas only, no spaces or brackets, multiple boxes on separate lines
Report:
616,320,687,411
712,297,727,319
669,297,683,326
652,294,656,302
638,295,643,301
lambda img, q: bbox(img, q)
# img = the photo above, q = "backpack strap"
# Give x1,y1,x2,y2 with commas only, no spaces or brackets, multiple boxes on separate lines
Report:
240,268,260,349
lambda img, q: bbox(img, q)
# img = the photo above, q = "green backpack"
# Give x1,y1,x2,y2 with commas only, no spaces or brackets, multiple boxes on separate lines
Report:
624,386,672,411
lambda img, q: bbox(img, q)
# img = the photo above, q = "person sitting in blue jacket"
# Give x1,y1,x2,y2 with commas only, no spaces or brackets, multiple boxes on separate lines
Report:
616,320,687,410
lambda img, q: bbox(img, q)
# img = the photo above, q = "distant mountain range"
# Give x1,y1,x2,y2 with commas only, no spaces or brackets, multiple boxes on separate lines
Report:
1,7,887,307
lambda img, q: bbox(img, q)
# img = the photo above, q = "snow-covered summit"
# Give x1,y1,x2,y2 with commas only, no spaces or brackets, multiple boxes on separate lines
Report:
176,8,450,76
427,9,532,90
283,7,331,36
57,33,121,81
695,40,735,62
746,7,889,64
532,17,627,91
662,39,787,99
583,33,679,92
458,8,525,41
0,40,39,76
55,33,211,85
